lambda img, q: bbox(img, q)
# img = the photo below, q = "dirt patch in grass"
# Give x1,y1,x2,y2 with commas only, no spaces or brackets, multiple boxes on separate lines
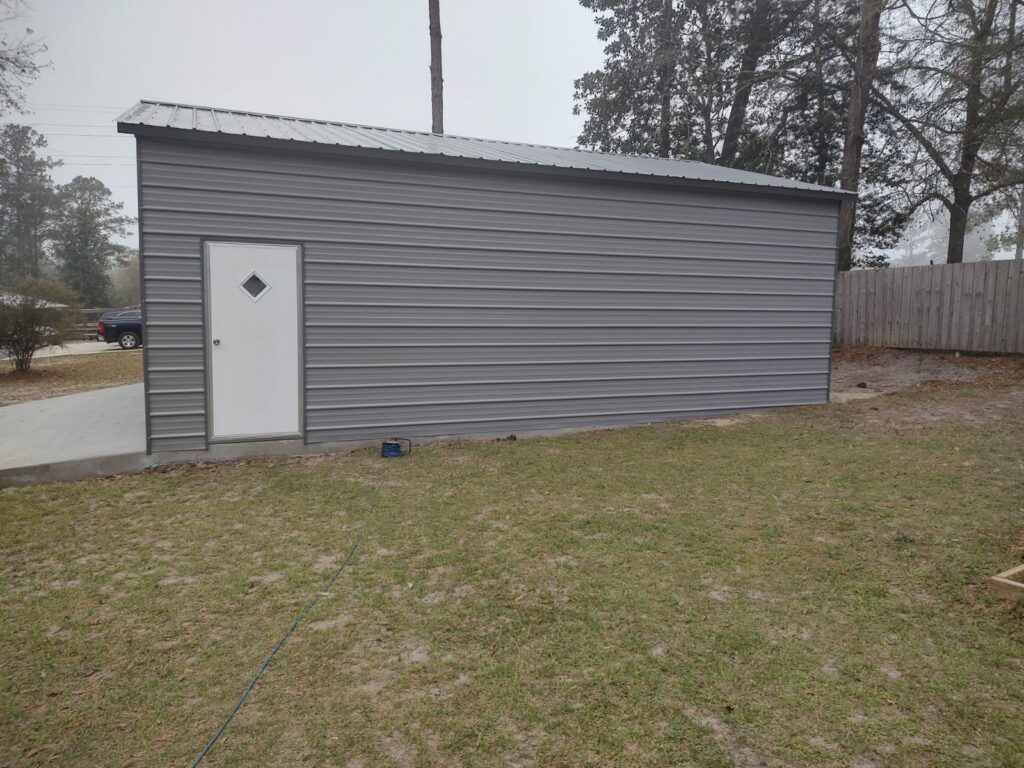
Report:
831,346,1024,401
1,358,1022,766
0,351,143,405
830,347,1024,427
849,386,1024,429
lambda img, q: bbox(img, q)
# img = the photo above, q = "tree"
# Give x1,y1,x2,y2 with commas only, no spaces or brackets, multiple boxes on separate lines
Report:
654,0,676,157
574,0,739,159
0,0,47,116
972,184,1024,258
739,0,860,180
50,177,133,306
837,0,885,271
428,0,444,133
573,0,1023,266
574,0,684,157
573,0,905,260
1004,187,1023,259
0,277,76,371
574,0,815,164
874,0,1024,263
720,0,812,166
108,247,140,306
0,124,59,279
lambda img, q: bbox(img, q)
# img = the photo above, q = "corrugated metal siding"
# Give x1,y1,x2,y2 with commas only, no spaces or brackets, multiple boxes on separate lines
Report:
139,225,207,451
137,138,838,448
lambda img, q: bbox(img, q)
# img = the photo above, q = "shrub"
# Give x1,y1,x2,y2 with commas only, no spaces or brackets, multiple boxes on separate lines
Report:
0,279,79,372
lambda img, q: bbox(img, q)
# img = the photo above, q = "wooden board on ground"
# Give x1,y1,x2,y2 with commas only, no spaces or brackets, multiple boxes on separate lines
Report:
988,563,1024,602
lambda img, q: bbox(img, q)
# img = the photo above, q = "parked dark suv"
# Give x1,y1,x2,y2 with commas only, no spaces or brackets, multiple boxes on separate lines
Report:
98,307,143,350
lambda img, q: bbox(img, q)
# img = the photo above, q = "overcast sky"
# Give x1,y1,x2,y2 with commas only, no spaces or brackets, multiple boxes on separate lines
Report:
9,0,606,245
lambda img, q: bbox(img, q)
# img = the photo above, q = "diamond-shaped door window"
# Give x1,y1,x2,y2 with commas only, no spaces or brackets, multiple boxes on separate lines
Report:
240,272,270,301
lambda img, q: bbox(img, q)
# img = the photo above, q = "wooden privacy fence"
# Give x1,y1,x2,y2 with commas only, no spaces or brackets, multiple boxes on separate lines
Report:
74,308,114,341
834,260,1024,354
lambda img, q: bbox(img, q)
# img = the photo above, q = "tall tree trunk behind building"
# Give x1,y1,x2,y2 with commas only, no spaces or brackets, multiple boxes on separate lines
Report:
943,1,995,264
836,0,883,272
946,194,971,264
428,0,444,134
655,0,675,158
720,0,777,166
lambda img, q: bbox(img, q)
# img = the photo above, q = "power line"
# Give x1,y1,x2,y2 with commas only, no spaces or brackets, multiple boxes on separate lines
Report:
0,122,112,128
0,125,128,136
26,102,125,110
47,154,134,158
29,133,131,138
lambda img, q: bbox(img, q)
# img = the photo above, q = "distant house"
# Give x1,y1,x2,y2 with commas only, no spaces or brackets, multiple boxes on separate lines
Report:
0,292,67,309
118,100,849,455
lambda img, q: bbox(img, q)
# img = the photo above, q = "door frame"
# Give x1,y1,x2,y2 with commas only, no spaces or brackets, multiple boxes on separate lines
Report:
201,238,306,445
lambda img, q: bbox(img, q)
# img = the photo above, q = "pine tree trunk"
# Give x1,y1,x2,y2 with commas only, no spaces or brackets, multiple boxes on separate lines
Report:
946,196,971,264
655,0,674,158
812,3,828,186
836,0,883,272
720,0,774,166
944,2,993,264
428,0,444,134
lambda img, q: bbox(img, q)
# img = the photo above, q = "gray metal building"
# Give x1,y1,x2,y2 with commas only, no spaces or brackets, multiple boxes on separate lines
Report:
117,100,849,455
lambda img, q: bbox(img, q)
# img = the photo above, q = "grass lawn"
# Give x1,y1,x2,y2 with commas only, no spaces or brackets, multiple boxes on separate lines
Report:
1,377,1022,766
0,352,143,406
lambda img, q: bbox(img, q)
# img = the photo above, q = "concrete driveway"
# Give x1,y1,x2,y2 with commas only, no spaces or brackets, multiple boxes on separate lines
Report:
0,340,117,361
0,384,146,483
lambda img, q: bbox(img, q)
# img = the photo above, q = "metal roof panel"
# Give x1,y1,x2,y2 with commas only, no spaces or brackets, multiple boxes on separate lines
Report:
117,100,851,197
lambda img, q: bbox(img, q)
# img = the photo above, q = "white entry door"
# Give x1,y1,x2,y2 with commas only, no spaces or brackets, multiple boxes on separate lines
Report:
207,242,301,441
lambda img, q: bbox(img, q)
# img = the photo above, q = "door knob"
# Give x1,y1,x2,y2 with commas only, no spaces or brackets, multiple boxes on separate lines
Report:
212,338,221,346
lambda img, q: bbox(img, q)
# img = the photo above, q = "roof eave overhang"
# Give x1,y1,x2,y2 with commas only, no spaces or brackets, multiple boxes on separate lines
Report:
117,123,856,203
